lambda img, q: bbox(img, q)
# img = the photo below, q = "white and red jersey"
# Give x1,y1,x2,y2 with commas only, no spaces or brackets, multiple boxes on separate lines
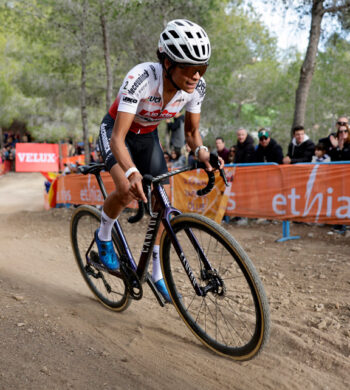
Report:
108,62,206,134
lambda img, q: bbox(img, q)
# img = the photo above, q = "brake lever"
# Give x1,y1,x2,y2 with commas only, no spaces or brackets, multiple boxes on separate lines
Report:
219,168,229,187
209,153,229,187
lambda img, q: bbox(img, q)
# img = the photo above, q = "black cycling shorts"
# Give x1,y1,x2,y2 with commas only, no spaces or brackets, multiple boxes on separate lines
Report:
98,113,169,181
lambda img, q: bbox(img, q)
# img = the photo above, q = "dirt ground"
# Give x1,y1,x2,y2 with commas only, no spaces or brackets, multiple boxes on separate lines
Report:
0,172,349,390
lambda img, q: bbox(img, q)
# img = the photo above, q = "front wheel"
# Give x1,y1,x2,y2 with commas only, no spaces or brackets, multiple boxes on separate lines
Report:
70,205,131,312
160,213,270,360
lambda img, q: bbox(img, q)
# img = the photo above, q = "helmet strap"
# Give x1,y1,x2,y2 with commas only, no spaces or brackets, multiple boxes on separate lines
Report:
162,58,181,91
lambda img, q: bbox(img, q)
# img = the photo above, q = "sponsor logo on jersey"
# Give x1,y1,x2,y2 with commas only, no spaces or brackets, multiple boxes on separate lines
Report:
149,65,157,80
100,123,110,152
123,96,138,104
149,96,161,103
174,98,185,103
128,69,149,95
139,109,176,119
195,79,206,97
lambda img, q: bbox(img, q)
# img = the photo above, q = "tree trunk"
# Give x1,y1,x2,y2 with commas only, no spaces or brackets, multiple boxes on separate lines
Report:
99,0,113,111
81,0,90,164
292,0,324,133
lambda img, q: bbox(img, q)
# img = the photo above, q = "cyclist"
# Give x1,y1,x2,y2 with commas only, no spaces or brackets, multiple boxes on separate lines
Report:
97,19,222,302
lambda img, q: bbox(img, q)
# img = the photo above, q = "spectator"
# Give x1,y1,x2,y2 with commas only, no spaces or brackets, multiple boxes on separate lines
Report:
227,145,236,164
254,128,283,164
233,128,255,163
163,151,172,169
328,123,350,235
312,143,331,163
170,149,181,165
215,137,229,163
283,125,315,164
62,163,71,175
67,138,75,157
172,144,195,168
166,112,185,154
319,116,348,154
329,124,350,161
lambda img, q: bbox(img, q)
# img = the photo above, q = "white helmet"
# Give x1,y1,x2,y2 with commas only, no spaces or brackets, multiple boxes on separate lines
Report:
159,19,211,65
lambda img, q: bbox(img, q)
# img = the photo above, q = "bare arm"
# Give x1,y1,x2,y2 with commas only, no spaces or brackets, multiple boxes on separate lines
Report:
184,111,224,169
110,111,147,202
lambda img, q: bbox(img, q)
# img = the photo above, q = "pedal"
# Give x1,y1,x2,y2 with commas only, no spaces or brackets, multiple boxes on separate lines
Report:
90,250,101,264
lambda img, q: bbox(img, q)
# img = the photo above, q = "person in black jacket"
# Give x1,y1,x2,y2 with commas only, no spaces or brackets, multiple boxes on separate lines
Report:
283,125,315,164
329,124,350,161
233,128,255,163
318,115,348,154
254,128,283,164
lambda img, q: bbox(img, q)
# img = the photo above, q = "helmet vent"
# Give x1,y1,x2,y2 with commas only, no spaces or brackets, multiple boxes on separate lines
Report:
168,44,184,59
162,32,169,40
193,45,200,57
180,44,198,61
175,21,184,26
201,45,206,54
185,31,194,39
169,30,179,38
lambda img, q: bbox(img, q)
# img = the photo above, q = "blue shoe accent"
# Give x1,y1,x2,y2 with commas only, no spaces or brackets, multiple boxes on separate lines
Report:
94,229,120,270
154,279,172,303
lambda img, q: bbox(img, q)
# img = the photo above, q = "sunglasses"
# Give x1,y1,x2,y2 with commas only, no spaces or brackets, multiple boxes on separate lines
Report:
259,137,268,141
177,64,208,77
338,129,349,134
337,121,348,126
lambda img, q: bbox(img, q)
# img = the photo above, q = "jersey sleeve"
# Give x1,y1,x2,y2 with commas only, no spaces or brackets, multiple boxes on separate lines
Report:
185,78,206,114
117,64,151,114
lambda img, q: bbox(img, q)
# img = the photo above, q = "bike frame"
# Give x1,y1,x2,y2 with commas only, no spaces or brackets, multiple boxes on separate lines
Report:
94,167,213,298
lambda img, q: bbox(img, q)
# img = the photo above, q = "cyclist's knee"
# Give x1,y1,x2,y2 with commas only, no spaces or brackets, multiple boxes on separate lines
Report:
110,185,131,207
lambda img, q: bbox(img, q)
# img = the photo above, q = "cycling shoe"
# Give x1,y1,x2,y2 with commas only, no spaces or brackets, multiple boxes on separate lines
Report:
154,278,172,303
94,229,120,270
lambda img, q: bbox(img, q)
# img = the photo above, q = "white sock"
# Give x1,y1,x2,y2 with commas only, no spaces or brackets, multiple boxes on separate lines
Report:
98,209,118,241
152,245,163,282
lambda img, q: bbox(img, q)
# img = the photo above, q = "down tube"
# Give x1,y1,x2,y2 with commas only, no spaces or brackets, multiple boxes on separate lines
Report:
162,209,204,297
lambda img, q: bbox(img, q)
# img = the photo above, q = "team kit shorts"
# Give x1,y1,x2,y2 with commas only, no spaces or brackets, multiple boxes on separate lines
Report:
98,113,168,181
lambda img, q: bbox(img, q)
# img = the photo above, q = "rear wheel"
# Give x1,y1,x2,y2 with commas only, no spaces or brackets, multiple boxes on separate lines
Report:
160,213,270,360
70,205,131,311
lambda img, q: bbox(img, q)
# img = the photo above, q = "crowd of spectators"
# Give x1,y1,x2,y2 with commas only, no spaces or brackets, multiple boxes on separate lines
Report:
162,115,350,170
210,115,350,165
161,115,350,171
0,130,33,172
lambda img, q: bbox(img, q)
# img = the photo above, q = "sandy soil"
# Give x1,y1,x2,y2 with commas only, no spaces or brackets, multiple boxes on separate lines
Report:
0,172,349,390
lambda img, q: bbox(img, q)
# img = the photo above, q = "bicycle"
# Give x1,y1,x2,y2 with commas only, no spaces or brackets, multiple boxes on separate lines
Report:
70,157,270,361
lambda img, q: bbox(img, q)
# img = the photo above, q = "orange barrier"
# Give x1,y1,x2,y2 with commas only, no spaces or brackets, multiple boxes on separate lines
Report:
56,172,139,210
61,155,85,167
55,164,350,225
172,169,228,223
222,164,350,224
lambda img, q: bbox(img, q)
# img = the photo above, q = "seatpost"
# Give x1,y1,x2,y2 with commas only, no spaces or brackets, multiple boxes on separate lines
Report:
94,172,108,200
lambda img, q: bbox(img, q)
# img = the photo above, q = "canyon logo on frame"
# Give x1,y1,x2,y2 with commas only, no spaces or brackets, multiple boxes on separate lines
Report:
15,143,59,172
